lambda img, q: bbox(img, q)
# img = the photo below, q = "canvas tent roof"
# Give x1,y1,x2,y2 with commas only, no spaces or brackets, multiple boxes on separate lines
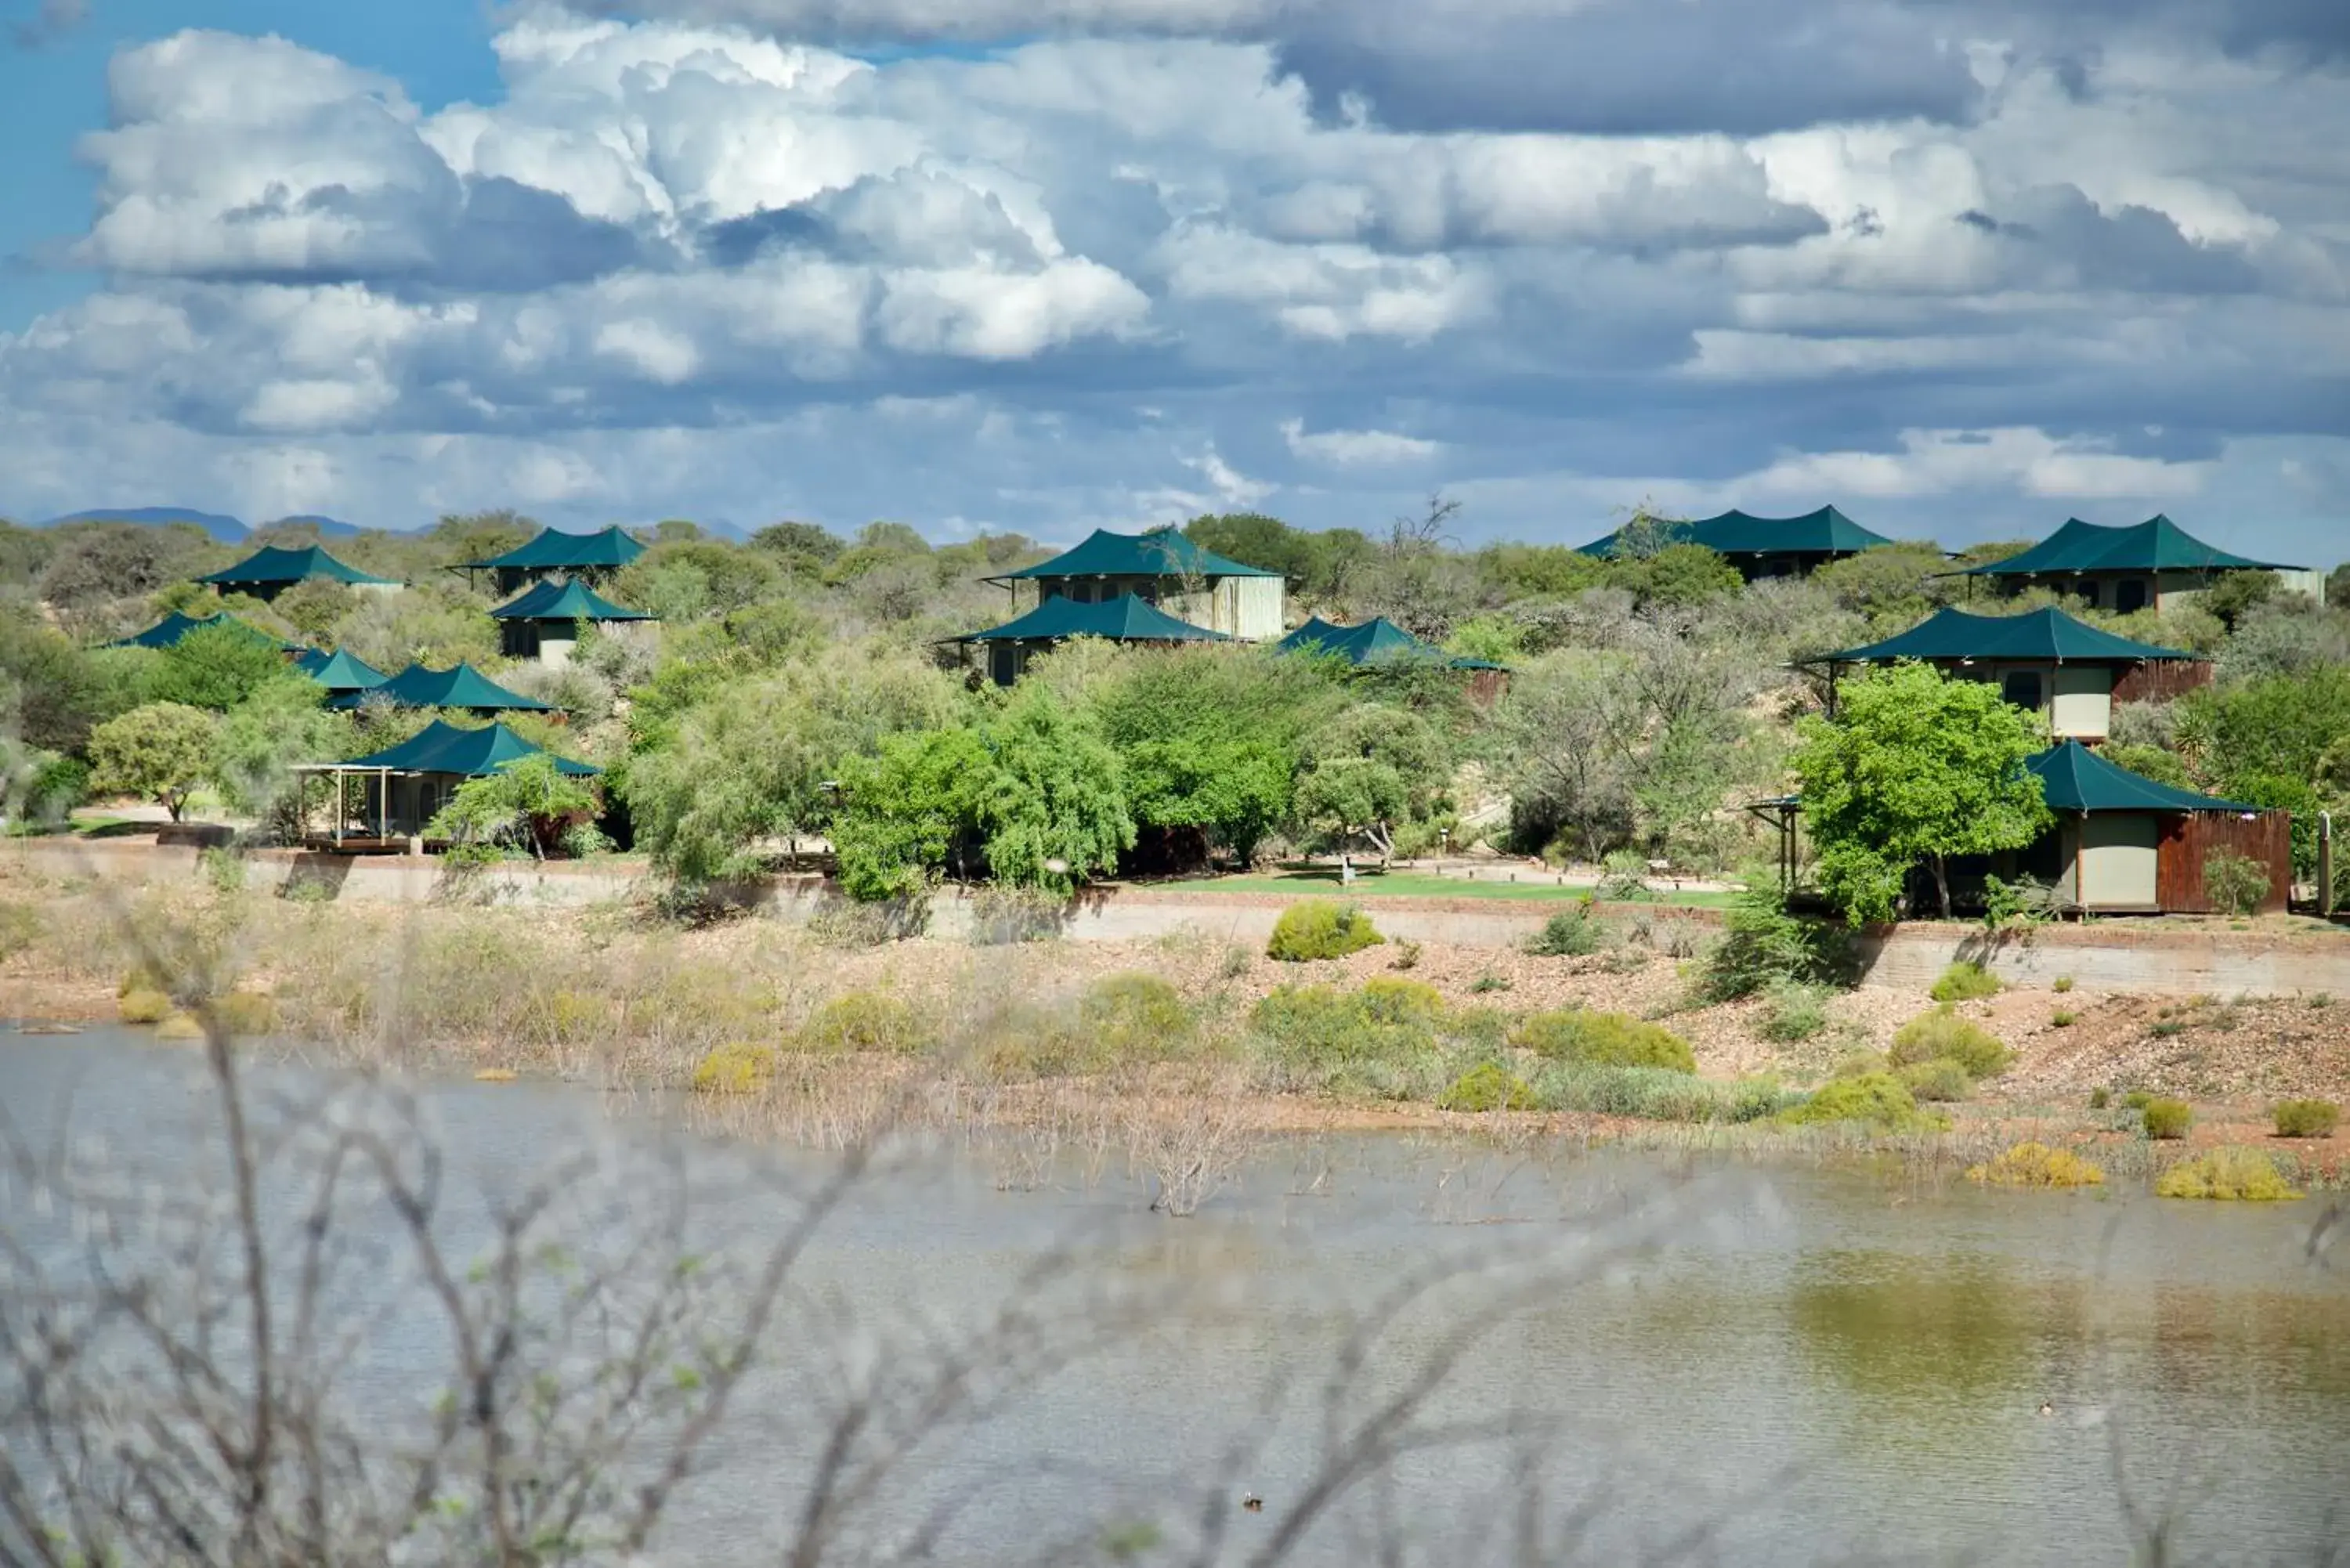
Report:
2027,741,2254,815
988,527,1281,583
292,647,389,692
490,576,653,623
460,525,647,573
951,593,1232,644
201,544,397,587
1578,505,1890,560
1955,515,2302,577
327,660,551,712
1815,605,2197,666
1277,615,1508,671
339,719,598,777
107,611,287,650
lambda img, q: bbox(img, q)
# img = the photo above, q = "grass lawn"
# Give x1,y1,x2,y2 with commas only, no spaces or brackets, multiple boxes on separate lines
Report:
1191,868,1745,909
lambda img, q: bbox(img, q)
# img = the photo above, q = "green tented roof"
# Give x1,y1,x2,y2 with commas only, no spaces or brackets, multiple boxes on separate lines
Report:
1956,515,2303,576
292,647,389,692
340,719,598,777
2028,741,2254,815
952,593,1232,644
1578,505,1891,560
327,660,551,712
1277,616,1509,671
989,528,1281,582
201,544,398,587
490,577,653,623
461,525,646,573
1817,605,2197,666
107,611,286,651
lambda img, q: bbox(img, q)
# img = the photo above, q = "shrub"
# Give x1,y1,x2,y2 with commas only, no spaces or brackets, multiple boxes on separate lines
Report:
2272,1098,2341,1138
2052,975,2075,994
0,900,39,961
1699,888,1845,1002
691,1041,778,1093
1759,981,1831,1043
2201,849,2272,917
214,991,279,1037
1888,1007,2012,1079
155,1012,206,1041
1778,1072,1938,1130
1076,973,1196,1058
2122,1089,2153,1111
1897,1059,1974,1103
1468,974,1511,993
1524,905,1602,958
1250,984,1448,1100
1266,901,1384,962
1437,1062,1537,1113
801,992,926,1054
2088,1086,2111,1110
2141,1097,2193,1140
1509,1009,1696,1072
1388,939,1423,970
118,987,172,1025
1358,977,1446,1025
1528,1063,1791,1123
1929,962,2001,1003
2050,1010,2077,1028
2156,1147,2299,1201
1967,1141,2106,1188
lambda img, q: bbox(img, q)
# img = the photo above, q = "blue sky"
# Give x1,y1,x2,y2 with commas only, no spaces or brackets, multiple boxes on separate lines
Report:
1,0,2345,561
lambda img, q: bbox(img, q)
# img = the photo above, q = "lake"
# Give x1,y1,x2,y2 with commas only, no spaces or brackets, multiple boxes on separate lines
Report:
3,1028,2345,1566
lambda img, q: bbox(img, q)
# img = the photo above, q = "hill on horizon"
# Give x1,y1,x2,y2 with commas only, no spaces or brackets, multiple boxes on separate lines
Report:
26,507,374,543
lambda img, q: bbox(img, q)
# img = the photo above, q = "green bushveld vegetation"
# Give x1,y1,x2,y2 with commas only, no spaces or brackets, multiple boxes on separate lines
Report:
1779,1072,1943,1132
1888,1008,2012,1081
1967,1142,2106,1188
1509,1008,1697,1072
1265,901,1385,962
2141,1097,2194,1140
2272,1098,2340,1138
2155,1147,2299,1201
1927,962,2002,1003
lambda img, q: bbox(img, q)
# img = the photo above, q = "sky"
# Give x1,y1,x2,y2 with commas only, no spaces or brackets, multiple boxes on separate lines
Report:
0,0,2345,559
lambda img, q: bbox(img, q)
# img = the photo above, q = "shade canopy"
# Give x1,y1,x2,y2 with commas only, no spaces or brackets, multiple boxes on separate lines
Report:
461,525,646,573
1815,605,2197,666
328,660,551,711
1957,515,2303,576
201,544,397,587
952,593,1232,644
490,576,653,623
292,646,389,692
988,527,1280,583
107,610,285,651
1278,615,1507,671
339,719,598,777
2027,741,2254,815
1578,505,1890,560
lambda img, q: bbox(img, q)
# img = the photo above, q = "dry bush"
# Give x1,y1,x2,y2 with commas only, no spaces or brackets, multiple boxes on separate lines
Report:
1966,1141,2106,1188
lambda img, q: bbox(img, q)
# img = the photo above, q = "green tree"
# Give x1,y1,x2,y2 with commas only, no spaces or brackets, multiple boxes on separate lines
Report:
2200,569,2281,629
0,521,57,590
1182,513,1320,589
428,753,601,863
2327,564,2350,610
750,520,848,573
0,620,149,753
619,651,957,883
1609,543,1742,608
428,509,537,566
271,577,356,642
2101,743,2194,791
38,521,222,614
966,682,1133,893
87,702,220,822
212,677,353,828
1470,543,1608,602
146,622,288,710
832,725,992,900
1793,663,2052,921
611,541,782,623
1809,542,1954,627
2176,666,2350,791
1292,703,1450,867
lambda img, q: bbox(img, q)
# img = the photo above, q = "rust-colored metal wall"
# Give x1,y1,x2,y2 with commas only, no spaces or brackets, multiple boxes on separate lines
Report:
2113,660,2214,705
2155,811,2292,913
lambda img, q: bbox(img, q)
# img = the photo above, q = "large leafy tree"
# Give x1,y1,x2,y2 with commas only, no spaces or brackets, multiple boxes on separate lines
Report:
211,676,353,828
0,620,149,754
831,727,992,901
428,753,602,863
1793,662,2052,921
147,623,289,711
87,702,220,822
620,649,958,884
1291,703,1450,866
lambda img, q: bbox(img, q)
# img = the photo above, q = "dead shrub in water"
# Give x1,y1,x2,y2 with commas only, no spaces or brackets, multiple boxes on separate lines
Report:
1123,1078,1256,1216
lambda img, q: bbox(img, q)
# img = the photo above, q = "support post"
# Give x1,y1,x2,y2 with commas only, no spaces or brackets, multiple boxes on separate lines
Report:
2321,811,2336,919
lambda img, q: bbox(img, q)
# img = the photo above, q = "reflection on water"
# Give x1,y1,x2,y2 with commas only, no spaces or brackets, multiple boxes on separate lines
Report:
2,1030,2345,1567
